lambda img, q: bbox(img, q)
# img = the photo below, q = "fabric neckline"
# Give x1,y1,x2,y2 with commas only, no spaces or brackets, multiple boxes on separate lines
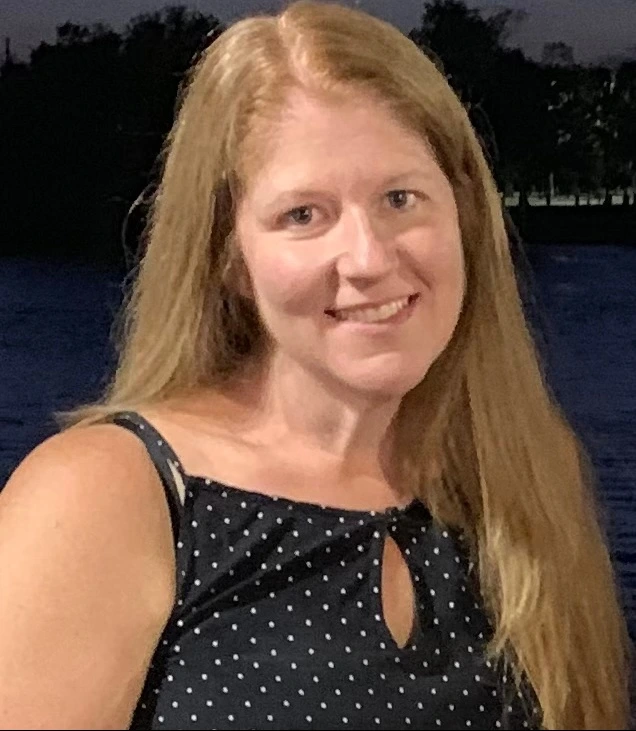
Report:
186,472,426,521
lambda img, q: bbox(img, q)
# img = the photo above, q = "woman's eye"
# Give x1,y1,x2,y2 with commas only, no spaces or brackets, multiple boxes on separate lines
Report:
285,206,314,226
386,190,416,210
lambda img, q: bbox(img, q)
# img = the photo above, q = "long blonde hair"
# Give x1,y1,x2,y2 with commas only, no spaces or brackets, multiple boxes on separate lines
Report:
57,2,631,727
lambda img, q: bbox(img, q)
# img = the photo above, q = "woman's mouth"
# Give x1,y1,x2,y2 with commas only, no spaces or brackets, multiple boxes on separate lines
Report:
325,294,420,325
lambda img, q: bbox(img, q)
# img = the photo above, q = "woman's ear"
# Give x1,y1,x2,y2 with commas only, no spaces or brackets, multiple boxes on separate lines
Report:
222,233,254,300
235,256,254,300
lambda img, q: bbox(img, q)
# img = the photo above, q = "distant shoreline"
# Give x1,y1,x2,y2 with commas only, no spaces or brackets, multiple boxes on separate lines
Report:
506,204,636,246
0,203,635,267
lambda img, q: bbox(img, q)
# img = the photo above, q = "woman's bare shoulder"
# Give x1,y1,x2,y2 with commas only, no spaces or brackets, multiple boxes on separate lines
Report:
0,423,176,728
2,420,174,512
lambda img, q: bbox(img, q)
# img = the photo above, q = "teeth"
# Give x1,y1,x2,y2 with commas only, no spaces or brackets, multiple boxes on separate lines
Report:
335,296,411,323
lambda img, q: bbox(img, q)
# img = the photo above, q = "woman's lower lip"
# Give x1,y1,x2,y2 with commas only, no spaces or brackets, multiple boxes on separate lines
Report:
327,295,419,329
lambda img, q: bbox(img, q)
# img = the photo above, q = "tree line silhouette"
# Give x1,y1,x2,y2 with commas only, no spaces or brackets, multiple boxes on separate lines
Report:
1,0,635,265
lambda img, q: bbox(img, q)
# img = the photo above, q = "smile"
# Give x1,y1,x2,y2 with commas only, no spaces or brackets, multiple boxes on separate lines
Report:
326,294,419,324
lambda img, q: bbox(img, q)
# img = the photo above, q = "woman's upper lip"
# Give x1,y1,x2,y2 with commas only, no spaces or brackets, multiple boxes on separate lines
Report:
325,293,418,315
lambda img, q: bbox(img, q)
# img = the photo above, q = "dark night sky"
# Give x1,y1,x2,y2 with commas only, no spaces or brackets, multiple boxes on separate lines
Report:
1,0,635,65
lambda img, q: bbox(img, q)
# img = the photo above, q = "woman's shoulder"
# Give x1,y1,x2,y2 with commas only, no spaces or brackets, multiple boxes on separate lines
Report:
0,423,177,728
1,421,177,597
4,419,171,504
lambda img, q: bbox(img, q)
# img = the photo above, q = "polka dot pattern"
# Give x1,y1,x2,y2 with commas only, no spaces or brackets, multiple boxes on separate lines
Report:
109,412,540,730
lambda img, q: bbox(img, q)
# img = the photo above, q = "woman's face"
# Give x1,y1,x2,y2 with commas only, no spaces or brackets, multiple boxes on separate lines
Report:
234,88,465,401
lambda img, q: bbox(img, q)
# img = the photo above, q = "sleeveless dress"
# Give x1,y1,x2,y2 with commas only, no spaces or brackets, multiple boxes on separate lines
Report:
104,411,541,730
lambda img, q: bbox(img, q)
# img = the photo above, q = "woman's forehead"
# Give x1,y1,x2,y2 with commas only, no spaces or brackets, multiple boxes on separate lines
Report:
237,89,438,190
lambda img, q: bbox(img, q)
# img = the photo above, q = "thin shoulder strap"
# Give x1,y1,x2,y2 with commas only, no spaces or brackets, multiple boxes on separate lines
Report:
101,411,187,544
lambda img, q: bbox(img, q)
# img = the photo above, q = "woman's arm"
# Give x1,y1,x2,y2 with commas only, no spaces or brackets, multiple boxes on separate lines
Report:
0,424,177,730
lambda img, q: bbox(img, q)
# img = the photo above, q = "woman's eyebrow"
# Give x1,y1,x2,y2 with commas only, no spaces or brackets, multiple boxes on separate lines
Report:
262,169,434,211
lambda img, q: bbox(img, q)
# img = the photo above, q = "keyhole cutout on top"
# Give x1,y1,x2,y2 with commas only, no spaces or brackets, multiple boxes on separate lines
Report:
380,535,417,649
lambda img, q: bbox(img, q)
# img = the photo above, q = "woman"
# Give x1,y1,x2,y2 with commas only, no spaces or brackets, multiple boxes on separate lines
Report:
0,1,630,729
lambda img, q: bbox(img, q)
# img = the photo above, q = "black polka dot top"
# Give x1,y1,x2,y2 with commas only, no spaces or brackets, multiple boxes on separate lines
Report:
105,412,541,730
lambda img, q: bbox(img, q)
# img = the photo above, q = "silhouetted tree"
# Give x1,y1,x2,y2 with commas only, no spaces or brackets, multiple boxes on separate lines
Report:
0,6,224,263
541,42,575,67
408,0,526,105
609,61,636,202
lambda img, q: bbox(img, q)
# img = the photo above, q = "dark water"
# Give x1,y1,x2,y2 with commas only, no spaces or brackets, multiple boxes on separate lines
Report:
1,247,635,639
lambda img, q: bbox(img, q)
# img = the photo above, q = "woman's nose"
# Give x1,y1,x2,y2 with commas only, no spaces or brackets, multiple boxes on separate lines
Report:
335,209,398,281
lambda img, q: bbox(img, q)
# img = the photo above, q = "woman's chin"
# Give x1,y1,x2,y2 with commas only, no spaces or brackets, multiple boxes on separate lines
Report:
331,365,429,403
